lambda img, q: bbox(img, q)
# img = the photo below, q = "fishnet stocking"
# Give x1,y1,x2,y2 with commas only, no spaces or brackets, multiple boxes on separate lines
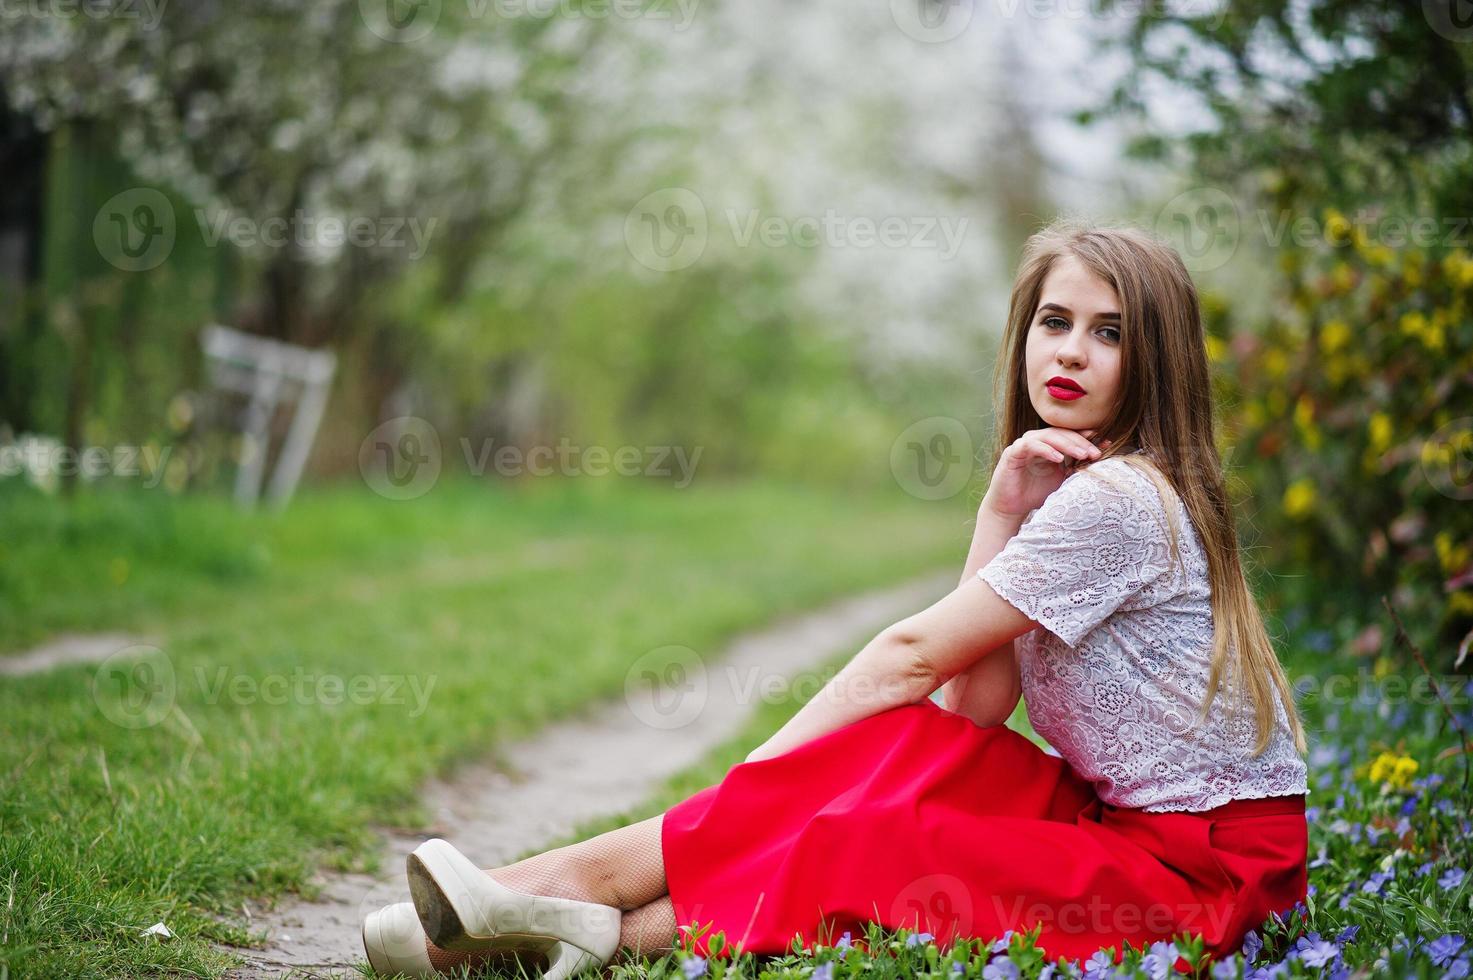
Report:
416,813,681,975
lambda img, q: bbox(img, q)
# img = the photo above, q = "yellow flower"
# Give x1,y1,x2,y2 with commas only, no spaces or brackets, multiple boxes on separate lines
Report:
1294,395,1321,450
1366,751,1419,790
1320,318,1350,355
1366,245,1397,269
1435,531,1470,575
1332,262,1356,293
1442,251,1473,289
1368,412,1393,454
1324,208,1350,244
1282,478,1316,518
1205,335,1226,363
1263,348,1290,378
1449,591,1473,617
1404,254,1423,288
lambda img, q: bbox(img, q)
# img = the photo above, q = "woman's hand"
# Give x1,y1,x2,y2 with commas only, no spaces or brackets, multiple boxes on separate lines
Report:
980,427,1112,520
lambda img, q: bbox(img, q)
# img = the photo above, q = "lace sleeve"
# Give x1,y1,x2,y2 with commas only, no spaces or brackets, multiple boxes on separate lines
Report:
976,459,1174,647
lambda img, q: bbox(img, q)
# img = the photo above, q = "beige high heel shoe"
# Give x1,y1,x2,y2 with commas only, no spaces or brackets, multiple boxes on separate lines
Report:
406,838,623,977
362,901,586,979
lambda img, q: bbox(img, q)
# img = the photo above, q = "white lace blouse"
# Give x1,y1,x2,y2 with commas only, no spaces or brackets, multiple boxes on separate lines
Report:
976,451,1308,812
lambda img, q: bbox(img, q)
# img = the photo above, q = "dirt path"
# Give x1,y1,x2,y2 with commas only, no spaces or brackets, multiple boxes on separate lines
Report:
224,569,955,978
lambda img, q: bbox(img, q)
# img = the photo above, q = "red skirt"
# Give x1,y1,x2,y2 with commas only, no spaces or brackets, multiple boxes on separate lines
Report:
661,696,1307,968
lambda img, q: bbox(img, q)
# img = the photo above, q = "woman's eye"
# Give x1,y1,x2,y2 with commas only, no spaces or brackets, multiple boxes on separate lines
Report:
1042,316,1119,343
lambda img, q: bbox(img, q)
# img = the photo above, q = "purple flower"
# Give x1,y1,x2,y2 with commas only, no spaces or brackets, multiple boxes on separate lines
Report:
1442,958,1471,980
813,963,835,980
987,930,1016,954
1142,941,1178,979
952,963,966,975
1210,958,1239,979
983,957,1020,980
682,955,708,978
1083,950,1116,979
1040,965,1057,980
907,931,935,948
1430,936,1467,968
1241,929,1264,964
1304,805,1322,821
1309,846,1332,869
1335,924,1360,945
1440,867,1466,891
1297,939,1339,969
1361,870,1392,895
1418,862,1437,877
1400,795,1420,816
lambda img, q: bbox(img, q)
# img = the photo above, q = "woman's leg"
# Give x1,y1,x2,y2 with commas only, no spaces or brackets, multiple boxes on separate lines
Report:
422,894,680,974
481,812,668,911
417,814,680,972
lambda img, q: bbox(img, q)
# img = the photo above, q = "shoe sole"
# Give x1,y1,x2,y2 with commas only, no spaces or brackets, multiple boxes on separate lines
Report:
406,846,571,957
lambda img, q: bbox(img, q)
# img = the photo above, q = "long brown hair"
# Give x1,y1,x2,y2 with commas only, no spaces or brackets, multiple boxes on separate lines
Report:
985,216,1307,757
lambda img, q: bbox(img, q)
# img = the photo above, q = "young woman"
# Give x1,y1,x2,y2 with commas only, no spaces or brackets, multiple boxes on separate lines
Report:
361,218,1311,977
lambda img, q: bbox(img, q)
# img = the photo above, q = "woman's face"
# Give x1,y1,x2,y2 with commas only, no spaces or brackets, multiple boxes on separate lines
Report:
1024,252,1124,432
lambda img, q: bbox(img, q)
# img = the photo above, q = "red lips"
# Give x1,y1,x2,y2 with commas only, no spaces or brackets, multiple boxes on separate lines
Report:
1046,376,1086,393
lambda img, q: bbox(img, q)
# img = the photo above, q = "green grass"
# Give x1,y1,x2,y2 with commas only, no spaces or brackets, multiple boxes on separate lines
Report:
0,475,970,979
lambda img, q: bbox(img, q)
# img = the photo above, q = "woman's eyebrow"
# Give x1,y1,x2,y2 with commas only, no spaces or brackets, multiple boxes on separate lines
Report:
1038,302,1122,321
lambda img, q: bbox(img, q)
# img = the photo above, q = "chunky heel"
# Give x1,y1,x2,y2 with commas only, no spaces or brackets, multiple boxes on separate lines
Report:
407,838,623,972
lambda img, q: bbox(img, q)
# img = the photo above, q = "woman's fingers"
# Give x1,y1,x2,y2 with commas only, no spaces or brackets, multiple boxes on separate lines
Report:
1039,430,1101,460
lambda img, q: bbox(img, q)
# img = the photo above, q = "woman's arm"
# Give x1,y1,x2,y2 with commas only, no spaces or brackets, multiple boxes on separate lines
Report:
742,572,1042,765
742,627,934,764
934,502,1027,725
